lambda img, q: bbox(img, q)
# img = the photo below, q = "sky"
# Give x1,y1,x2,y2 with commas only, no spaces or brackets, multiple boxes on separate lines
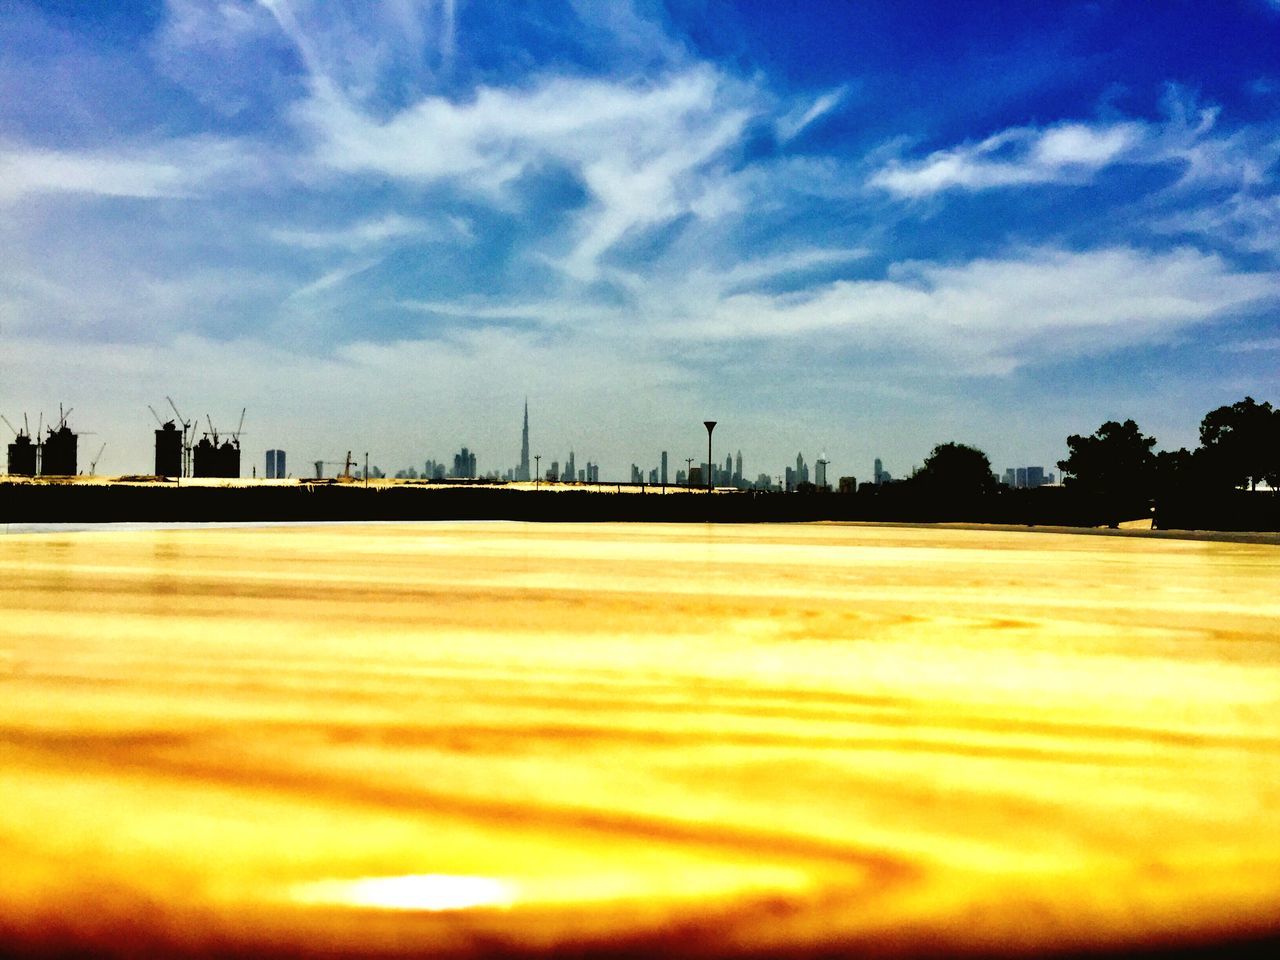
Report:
2,0,1279,482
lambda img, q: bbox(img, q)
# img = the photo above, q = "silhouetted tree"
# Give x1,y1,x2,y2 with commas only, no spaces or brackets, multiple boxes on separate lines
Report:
1057,419,1156,498
1198,396,1277,491
913,442,998,497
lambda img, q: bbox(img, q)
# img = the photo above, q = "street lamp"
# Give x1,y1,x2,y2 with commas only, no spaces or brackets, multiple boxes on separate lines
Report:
704,421,716,493
534,454,541,490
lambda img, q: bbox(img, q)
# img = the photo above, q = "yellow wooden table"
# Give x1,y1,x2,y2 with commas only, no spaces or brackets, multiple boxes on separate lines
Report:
2,522,1278,957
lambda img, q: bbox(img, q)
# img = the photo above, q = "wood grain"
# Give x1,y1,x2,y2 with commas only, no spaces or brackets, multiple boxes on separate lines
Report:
2,522,1279,957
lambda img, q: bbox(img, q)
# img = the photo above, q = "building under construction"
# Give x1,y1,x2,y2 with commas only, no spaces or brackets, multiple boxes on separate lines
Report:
7,432,36,476
41,424,77,476
155,421,183,477
193,436,240,478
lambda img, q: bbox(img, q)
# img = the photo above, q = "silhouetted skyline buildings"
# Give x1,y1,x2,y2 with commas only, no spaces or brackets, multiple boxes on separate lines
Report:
0,398,1134,494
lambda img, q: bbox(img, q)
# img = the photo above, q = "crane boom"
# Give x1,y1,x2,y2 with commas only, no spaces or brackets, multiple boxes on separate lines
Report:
0,414,18,438
147,404,166,427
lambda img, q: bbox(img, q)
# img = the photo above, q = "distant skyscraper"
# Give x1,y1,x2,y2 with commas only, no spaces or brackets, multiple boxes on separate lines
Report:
815,457,827,489
518,400,530,481
155,421,182,477
734,450,743,484
265,449,286,479
453,448,477,478
874,458,891,485
1016,467,1027,488
1026,466,1045,488
1004,468,1016,487
661,451,668,485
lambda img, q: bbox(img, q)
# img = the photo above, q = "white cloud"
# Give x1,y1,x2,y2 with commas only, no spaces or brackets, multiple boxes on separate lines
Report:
658,246,1279,373
0,144,186,202
869,121,1144,198
1152,191,1280,253
1218,336,1280,352
776,87,847,143
287,258,381,299
0,137,264,204
284,66,760,278
269,213,464,250
871,86,1280,199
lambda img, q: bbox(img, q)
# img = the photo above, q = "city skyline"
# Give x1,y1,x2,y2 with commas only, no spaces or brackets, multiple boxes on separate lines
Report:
2,2,1278,476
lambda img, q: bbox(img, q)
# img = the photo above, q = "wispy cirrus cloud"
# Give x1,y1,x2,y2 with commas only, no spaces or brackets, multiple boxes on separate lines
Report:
870,84,1280,200
869,121,1145,198
285,66,761,279
268,213,470,250
668,247,1276,369
0,130,276,206
403,245,1279,375
776,86,848,143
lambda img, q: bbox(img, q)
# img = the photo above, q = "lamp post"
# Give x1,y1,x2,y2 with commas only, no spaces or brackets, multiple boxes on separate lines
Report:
704,421,716,493
534,454,541,490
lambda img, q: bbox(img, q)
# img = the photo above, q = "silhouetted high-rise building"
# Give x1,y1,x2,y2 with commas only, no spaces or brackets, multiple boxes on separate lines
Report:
1026,466,1045,488
453,448,477,478
265,449,286,479
518,400,530,481
734,450,743,485
815,458,828,489
41,425,77,476
155,421,182,477
874,458,891,485
1003,468,1016,487
661,451,668,486
1016,467,1027,488
794,453,809,485
193,435,239,478
7,433,36,476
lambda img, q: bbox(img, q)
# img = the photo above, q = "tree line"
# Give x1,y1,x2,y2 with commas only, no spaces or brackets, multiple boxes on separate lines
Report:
906,395,1277,502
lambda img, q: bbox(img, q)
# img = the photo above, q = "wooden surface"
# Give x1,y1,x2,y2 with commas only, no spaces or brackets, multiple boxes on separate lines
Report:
1,522,1279,957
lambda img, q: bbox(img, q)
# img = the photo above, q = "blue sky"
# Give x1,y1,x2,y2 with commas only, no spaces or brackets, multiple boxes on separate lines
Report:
2,0,1278,481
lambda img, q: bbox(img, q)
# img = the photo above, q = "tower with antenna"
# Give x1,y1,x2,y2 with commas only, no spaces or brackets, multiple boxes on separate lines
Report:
518,399,530,482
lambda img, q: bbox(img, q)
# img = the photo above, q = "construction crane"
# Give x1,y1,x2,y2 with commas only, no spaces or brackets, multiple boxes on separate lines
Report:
147,404,167,428
54,404,73,431
89,443,106,476
311,453,356,480
0,414,24,438
166,397,193,476
232,408,246,448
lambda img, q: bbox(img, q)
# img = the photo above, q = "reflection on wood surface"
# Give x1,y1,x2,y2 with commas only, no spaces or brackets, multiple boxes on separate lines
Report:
1,522,1279,957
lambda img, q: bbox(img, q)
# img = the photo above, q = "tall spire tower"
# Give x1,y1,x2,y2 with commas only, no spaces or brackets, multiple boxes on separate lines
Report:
519,399,530,481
